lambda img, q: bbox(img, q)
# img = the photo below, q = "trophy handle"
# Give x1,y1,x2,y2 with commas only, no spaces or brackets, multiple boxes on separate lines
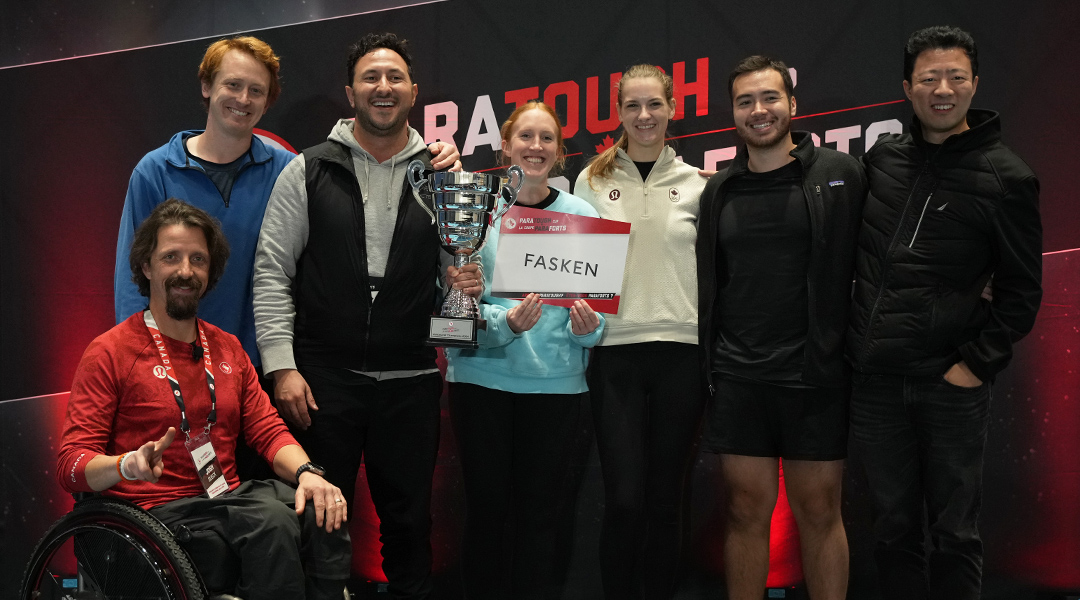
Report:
407,159,436,223
496,164,525,219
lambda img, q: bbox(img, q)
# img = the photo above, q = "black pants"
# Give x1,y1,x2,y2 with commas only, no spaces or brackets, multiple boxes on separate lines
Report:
850,372,991,600
294,366,443,600
150,479,351,600
448,382,589,600
587,342,706,600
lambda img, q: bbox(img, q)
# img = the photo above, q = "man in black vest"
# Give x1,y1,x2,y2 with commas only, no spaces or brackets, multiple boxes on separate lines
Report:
253,32,477,599
697,56,865,600
847,26,1042,600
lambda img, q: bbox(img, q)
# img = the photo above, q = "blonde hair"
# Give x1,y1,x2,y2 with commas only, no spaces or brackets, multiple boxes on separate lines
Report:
498,101,567,176
585,64,674,190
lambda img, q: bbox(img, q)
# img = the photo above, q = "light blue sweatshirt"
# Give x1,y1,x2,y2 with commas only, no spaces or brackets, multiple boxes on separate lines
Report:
446,188,605,394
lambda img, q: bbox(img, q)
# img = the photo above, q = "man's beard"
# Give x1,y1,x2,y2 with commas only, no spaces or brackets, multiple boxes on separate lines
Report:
355,99,408,138
739,116,792,150
164,275,202,321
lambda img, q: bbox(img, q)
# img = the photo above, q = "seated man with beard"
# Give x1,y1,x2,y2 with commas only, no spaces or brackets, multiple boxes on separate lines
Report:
58,198,351,600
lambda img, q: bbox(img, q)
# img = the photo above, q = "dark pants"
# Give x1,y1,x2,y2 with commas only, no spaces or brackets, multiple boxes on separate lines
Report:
588,342,706,600
294,366,443,600
448,382,589,600
850,372,991,600
150,479,351,600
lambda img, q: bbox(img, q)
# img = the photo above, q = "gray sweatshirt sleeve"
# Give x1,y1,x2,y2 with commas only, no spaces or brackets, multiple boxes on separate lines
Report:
254,155,309,373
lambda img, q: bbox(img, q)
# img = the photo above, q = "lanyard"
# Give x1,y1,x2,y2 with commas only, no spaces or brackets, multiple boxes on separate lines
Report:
144,311,217,439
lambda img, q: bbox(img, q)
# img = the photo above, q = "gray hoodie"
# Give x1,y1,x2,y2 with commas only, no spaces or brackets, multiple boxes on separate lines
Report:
253,120,431,374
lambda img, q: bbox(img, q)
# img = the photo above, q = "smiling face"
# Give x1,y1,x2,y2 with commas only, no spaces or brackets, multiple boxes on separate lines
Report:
903,47,979,144
142,224,210,322
201,49,271,138
502,107,562,185
347,48,418,139
617,76,676,157
731,68,796,150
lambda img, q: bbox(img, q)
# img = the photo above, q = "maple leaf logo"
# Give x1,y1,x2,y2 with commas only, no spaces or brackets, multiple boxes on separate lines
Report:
595,135,616,154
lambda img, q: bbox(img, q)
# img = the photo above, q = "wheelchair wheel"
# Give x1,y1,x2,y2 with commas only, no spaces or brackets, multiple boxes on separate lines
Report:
20,496,206,600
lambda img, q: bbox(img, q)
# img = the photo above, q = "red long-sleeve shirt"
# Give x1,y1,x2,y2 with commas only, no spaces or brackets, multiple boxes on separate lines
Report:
57,313,296,509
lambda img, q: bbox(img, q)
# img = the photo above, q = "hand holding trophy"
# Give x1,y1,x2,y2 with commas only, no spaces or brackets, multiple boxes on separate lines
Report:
407,160,524,348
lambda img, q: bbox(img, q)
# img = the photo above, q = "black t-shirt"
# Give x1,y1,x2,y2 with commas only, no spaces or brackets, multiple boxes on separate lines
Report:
711,159,811,385
633,160,655,182
530,186,560,210
184,139,249,206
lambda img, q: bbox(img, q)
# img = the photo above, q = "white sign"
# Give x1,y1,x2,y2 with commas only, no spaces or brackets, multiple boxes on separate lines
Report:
490,205,630,313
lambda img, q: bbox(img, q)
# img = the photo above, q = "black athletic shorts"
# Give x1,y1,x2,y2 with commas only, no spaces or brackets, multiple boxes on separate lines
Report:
701,374,849,460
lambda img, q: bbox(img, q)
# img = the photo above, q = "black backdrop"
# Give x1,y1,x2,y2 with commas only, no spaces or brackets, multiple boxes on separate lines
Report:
3,0,1079,401
1,0,1078,597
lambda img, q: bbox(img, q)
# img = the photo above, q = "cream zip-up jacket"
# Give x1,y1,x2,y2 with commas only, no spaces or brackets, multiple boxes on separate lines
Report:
573,146,705,346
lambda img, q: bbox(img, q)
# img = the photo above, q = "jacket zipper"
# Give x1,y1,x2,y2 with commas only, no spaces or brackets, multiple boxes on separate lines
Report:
908,192,934,247
641,164,651,219
856,165,929,368
704,176,728,394
806,184,822,324
351,174,373,369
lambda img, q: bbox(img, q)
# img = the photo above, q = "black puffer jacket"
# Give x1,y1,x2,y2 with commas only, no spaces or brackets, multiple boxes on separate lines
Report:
698,132,866,391
847,109,1042,382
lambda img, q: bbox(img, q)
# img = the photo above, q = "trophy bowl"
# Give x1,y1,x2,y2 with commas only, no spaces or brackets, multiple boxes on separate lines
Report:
408,161,523,347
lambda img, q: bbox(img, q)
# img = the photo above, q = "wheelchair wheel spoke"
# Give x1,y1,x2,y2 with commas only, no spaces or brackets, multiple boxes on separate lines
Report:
21,497,206,600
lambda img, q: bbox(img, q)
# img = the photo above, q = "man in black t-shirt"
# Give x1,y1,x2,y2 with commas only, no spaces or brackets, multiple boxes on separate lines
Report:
696,56,866,600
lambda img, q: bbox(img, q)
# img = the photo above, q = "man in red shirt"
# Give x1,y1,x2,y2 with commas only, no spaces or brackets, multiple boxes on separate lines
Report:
59,198,350,599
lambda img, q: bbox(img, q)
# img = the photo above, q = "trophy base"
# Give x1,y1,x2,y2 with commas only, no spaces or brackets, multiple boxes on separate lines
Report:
426,315,478,348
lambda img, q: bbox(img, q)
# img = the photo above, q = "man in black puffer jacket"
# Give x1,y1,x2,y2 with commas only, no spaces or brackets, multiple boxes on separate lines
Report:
847,26,1042,600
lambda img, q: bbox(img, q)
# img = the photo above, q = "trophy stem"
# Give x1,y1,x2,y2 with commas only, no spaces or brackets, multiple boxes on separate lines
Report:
442,251,479,319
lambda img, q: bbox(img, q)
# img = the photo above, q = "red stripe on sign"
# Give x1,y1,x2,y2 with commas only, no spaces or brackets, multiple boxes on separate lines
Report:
491,292,621,313
501,205,631,235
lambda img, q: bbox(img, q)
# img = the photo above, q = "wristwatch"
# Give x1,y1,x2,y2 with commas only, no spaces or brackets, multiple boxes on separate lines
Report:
295,461,326,482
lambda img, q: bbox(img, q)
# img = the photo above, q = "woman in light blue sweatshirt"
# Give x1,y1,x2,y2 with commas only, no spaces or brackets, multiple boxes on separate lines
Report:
445,101,604,599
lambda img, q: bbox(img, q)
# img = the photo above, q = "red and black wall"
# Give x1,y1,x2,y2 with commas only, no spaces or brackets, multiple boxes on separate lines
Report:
1,0,1077,596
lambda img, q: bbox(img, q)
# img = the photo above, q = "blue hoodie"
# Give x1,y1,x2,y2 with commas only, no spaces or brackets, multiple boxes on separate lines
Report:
446,189,605,394
114,131,296,367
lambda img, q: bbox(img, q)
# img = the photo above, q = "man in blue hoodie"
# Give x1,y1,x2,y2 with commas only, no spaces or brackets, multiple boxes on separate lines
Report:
114,35,459,371
113,36,294,370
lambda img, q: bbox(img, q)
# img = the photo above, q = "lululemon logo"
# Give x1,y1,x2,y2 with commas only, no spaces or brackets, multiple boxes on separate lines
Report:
152,365,167,379
219,362,232,374
669,187,680,202
609,189,621,201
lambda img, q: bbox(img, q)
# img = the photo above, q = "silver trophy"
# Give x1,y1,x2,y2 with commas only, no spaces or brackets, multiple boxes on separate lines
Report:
408,160,524,348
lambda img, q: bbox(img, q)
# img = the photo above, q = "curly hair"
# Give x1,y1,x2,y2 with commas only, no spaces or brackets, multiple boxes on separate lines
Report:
347,32,414,84
129,198,230,298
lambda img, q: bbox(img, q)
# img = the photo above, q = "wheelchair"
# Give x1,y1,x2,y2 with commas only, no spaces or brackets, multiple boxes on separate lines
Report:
20,495,241,600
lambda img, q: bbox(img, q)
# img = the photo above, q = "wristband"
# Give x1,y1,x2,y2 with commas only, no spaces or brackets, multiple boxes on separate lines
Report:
117,452,137,481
